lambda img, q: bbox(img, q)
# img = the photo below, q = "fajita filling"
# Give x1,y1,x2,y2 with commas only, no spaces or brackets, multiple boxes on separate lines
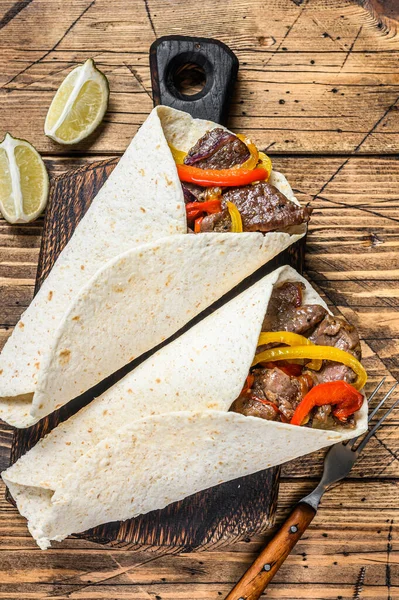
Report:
171,128,312,233
230,281,367,429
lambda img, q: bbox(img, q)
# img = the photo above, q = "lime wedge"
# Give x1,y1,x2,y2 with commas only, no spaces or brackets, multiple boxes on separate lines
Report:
0,133,49,224
44,58,109,145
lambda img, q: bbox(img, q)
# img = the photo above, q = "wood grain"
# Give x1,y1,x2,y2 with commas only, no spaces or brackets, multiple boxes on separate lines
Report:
0,479,397,599
0,0,398,598
0,0,398,154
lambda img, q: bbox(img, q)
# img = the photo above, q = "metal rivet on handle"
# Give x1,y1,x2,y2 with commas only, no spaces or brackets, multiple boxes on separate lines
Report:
290,525,298,533
263,563,271,571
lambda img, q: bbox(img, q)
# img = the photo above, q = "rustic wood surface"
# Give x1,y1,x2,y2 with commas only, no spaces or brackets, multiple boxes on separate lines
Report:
0,0,398,598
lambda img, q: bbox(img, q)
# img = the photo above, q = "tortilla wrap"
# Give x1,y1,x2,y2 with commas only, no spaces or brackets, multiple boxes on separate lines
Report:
3,266,368,549
0,106,306,428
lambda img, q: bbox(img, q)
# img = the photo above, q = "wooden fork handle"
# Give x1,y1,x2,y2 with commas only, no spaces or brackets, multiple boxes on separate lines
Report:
225,502,316,600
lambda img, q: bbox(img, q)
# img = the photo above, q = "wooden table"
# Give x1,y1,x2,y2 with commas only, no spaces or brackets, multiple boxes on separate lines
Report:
0,0,398,598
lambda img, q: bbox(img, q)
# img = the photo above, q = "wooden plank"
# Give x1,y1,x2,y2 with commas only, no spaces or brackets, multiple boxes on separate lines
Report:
2,60,399,155
1,0,394,55
1,57,398,155
0,479,397,597
0,329,11,353
0,1,398,154
0,585,394,600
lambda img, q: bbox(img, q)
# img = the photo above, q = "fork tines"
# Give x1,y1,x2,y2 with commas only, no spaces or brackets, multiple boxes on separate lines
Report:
348,380,399,452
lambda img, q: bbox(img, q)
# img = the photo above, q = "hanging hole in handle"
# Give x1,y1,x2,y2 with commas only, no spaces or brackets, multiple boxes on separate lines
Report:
173,63,206,96
166,51,213,101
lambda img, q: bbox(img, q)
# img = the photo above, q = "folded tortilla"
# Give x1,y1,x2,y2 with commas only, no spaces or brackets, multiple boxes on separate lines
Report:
3,266,367,548
0,106,306,428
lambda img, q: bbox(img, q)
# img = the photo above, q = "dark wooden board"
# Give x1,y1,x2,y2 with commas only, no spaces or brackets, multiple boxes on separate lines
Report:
10,157,304,550
8,35,304,549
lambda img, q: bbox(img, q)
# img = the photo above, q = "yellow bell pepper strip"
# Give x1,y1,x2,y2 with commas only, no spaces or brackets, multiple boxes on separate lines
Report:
168,143,187,165
177,164,268,188
252,345,367,391
258,152,272,179
257,331,322,371
236,134,259,170
203,186,222,201
226,201,243,233
290,381,364,426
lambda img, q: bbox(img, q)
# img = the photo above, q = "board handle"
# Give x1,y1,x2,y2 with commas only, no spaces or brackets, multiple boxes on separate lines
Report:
150,35,239,126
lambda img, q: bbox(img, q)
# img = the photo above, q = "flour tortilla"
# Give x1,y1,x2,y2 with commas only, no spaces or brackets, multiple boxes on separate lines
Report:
3,266,367,548
0,106,306,428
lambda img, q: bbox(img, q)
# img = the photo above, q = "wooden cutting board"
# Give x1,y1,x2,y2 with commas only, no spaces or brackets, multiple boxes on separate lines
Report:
9,37,305,550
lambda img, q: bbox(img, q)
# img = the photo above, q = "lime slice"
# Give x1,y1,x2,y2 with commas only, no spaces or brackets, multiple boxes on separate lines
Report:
44,58,109,145
0,133,49,224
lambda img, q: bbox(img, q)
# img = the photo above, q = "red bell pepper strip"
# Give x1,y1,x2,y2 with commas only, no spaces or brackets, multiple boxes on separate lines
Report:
290,380,364,426
241,374,255,395
194,217,204,233
186,199,222,221
333,395,364,422
178,164,268,188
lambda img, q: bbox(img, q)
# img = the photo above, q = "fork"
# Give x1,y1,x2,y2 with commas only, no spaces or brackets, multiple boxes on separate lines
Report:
225,378,398,600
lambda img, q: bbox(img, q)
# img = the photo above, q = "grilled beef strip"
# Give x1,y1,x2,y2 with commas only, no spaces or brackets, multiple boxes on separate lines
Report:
313,404,332,425
200,210,232,232
256,368,302,421
230,368,302,422
200,182,312,233
309,314,361,357
230,394,279,421
181,128,249,210
182,182,223,205
182,182,200,203
184,128,250,169
261,281,327,343
229,280,362,428
305,314,361,388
